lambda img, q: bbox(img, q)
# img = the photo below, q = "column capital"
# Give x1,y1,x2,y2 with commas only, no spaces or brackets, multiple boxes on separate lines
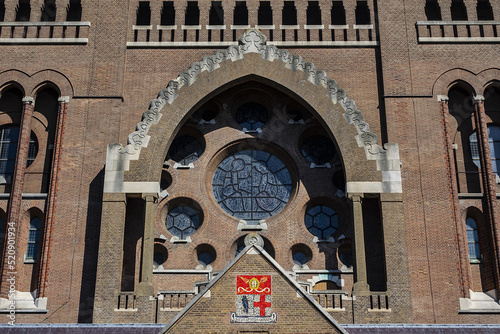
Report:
142,193,158,203
58,96,70,103
348,193,363,202
473,95,485,104
22,96,34,104
437,95,449,102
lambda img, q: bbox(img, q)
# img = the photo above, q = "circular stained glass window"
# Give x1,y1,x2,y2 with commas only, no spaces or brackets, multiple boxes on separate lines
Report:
305,205,339,239
212,150,292,223
166,205,201,239
301,135,336,165
236,102,268,131
167,135,203,165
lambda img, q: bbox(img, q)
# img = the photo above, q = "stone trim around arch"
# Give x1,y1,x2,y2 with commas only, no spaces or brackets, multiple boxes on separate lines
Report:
104,29,401,194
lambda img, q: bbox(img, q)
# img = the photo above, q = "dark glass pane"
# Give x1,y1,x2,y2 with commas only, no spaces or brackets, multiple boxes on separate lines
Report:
166,205,200,239
305,205,338,239
425,0,442,21
136,1,151,25
282,1,297,25
301,135,336,165
236,102,268,131
167,135,203,165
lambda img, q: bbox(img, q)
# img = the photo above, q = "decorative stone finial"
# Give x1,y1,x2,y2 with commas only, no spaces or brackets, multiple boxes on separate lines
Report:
244,233,264,247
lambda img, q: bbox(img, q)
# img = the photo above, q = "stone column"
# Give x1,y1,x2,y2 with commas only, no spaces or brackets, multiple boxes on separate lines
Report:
93,193,127,323
0,97,34,296
37,96,69,298
136,193,157,297
349,193,370,296
473,95,500,293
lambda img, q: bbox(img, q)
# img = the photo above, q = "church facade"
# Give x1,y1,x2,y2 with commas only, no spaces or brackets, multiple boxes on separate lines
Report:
0,0,499,328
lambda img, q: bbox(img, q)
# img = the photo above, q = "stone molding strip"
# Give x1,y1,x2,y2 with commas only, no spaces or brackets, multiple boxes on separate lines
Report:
105,29,400,194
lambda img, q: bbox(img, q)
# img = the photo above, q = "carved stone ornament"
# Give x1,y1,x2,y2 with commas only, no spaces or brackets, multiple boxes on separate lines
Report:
122,29,385,158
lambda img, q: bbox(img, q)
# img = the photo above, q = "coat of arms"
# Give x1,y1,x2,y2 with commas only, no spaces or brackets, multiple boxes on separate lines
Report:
230,275,277,323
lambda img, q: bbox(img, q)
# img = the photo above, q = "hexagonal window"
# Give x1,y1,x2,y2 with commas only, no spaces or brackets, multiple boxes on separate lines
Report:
301,135,336,166
236,102,268,131
166,205,201,239
305,205,339,239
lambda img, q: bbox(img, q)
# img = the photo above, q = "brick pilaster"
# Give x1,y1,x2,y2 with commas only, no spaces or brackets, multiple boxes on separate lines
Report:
37,96,68,298
473,95,500,293
440,95,471,298
0,96,34,297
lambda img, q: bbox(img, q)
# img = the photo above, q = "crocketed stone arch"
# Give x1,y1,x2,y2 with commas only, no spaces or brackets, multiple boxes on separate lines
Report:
105,29,401,194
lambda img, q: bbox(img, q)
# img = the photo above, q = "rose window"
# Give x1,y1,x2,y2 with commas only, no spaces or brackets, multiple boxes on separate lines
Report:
212,150,292,223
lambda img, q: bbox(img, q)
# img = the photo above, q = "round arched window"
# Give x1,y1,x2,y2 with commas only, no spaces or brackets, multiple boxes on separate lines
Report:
167,135,204,166
301,135,335,165
213,150,292,223
305,205,339,239
165,205,201,239
235,102,268,131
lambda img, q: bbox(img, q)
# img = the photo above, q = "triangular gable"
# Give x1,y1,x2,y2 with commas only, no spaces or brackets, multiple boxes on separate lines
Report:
160,244,348,333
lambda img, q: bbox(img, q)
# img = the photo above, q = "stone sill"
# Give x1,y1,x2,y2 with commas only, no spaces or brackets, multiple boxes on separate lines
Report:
0,309,48,313
459,309,500,314
418,37,500,43
0,38,88,45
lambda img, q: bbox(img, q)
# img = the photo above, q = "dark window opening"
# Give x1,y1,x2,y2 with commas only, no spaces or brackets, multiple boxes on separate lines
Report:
425,0,442,20
0,1,5,22
282,1,297,25
41,0,56,21
209,1,223,25
136,1,151,25
234,1,248,25
258,1,272,25
16,0,31,22
307,1,321,25
355,1,370,24
0,88,23,112
161,1,175,25
451,0,468,20
185,1,200,25
331,1,346,25
477,0,494,20
66,0,82,21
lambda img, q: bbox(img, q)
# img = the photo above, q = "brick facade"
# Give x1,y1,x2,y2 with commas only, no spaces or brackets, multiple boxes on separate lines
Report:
0,0,498,328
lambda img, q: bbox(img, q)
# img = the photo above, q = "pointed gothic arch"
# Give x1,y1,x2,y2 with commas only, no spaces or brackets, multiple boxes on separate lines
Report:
104,29,400,195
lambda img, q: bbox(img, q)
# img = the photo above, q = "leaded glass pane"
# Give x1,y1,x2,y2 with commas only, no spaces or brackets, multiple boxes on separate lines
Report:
165,205,201,239
167,135,203,166
305,205,339,239
212,150,292,223
301,135,336,165
236,102,268,131
198,252,214,266
26,217,41,261
465,217,481,261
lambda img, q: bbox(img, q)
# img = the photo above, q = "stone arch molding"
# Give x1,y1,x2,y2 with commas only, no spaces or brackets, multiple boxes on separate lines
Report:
104,29,401,194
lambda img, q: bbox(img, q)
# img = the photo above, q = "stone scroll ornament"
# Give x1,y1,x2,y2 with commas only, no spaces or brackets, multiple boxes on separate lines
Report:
231,275,277,323
122,29,385,158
